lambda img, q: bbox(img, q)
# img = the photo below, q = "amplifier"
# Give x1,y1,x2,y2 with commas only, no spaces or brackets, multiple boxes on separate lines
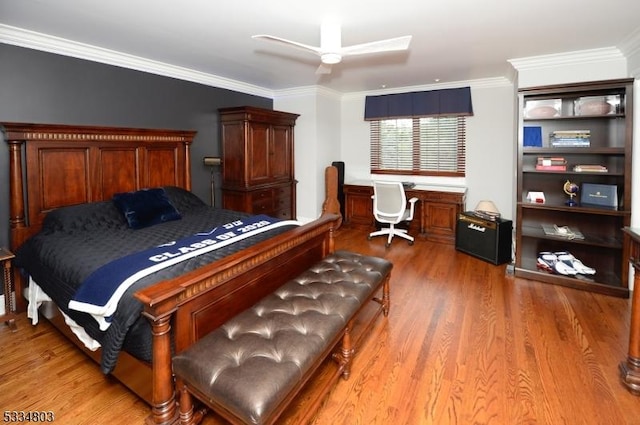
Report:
455,212,513,265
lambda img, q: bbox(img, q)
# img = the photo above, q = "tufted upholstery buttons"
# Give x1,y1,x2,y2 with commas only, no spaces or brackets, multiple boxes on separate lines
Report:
173,250,392,425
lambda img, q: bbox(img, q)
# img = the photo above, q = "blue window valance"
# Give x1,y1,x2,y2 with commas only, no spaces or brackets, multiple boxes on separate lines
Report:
364,86,473,120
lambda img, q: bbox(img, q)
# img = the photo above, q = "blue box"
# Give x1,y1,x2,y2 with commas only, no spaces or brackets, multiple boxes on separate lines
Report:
581,183,618,208
523,126,542,147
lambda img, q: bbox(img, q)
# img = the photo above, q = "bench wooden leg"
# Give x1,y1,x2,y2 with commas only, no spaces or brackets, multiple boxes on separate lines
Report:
373,275,391,317
177,380,207,425
333,321,354,380
382,276,390,316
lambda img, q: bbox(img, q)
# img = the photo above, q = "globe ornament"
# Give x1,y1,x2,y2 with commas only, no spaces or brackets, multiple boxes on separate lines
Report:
563,180,579,206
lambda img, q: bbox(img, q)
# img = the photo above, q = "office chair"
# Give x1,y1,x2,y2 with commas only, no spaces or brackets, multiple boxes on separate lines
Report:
368,181,419,247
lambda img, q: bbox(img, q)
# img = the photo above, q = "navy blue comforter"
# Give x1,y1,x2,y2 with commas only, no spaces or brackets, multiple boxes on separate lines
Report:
15,186,297,373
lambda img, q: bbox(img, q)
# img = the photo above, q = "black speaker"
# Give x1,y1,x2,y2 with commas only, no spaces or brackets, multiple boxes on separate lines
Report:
331,161,345,218
455,212,512,265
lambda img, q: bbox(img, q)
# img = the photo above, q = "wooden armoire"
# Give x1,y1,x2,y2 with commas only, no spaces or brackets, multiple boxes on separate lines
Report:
219,106,300,220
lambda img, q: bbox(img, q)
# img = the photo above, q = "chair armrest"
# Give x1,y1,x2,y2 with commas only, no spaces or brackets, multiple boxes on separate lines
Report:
408,197,419,205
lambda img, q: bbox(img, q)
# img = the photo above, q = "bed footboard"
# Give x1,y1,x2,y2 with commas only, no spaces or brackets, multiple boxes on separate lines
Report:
135,212,340,425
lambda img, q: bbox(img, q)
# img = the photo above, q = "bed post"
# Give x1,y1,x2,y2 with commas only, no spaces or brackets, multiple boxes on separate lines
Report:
141,308,179,425
322,165,342,227
7,139,27,312
184,142,192,192
7,140,26,234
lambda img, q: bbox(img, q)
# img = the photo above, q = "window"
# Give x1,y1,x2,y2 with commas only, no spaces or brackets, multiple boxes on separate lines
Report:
370,116,466,177
364,86,472,177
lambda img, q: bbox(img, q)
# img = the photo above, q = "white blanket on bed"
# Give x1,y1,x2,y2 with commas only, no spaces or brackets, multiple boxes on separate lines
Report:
28,277,101,351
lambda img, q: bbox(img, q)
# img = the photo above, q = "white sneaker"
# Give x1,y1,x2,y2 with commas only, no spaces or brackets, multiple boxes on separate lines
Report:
555,252,596,275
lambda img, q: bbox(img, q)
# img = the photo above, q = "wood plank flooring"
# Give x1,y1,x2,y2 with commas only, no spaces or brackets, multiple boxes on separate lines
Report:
1,225,639,424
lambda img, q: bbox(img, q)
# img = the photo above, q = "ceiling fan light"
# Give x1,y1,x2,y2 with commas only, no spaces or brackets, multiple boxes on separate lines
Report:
321,53,342,64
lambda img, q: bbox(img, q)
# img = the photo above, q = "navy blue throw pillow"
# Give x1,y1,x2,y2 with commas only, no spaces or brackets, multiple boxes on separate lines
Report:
112,188,181,229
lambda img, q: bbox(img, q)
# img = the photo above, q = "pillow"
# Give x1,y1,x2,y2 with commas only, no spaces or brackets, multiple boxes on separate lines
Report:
42,200,126,232
162,186,207,212
112,188,181,229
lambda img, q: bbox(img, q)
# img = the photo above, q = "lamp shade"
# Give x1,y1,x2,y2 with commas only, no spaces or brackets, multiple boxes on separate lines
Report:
203,157,222,166
474,200,499,215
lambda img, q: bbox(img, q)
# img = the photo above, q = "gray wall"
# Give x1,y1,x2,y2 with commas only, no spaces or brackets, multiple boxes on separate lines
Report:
0,44,272,251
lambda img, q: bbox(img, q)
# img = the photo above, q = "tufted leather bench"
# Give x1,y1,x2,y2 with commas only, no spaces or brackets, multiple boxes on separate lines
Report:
172,250,392,425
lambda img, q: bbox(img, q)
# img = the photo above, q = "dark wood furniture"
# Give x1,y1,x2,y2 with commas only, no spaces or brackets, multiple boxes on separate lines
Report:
621,227,640,395
3,122,341,425
515,79,634,298
173,250,392,425
220,106,299,220
0,247,17,331
343,181,466,244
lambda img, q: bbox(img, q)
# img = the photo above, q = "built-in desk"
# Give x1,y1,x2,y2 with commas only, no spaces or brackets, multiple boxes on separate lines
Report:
343,181,467,244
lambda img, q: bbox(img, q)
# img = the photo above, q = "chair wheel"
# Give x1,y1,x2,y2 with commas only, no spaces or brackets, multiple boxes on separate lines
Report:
367,236,372,241
385,242,391,248
408,240,414,246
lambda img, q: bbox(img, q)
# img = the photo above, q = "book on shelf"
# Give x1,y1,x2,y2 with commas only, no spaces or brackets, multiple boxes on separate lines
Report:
573,164,608,172
541,224,584,240
550,139,591,147
549,130,591,147
535,165,567,171
523,126,543,147
537,157,566,166
551,130,591,137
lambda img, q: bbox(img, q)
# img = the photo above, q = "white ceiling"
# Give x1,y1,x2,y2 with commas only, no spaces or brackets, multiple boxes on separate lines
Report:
1,0,640,95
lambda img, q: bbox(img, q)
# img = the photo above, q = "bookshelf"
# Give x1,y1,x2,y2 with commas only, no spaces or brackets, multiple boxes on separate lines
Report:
515,78,634,297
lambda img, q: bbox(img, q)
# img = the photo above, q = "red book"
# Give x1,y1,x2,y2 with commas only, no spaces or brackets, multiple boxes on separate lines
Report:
535,164,567,171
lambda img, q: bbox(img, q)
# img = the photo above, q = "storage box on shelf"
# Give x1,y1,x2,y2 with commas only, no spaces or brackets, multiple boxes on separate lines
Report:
515,78,633,298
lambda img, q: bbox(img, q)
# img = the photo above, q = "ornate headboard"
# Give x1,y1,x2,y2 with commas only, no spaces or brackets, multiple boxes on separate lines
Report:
3,122,196,251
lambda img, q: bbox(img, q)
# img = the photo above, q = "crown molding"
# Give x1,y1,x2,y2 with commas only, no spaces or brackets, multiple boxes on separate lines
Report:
619,27,640,58
340,76,512,101
508,47,624,71
619,27,640,78
0,24,275,99
274,85,343,100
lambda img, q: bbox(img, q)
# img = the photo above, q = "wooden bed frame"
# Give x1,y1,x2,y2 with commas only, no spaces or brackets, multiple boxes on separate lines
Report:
3,122,342,425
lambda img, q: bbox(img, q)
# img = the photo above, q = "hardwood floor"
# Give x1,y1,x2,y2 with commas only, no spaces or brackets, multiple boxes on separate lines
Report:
1,225,639,424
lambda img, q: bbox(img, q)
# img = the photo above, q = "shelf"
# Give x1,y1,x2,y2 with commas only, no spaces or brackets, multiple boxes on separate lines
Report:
522,168,624,177
514,265,628,298
523,113,624,122
518,201,629,216
523,147,624,155
516,78,633,297
520,225,622,249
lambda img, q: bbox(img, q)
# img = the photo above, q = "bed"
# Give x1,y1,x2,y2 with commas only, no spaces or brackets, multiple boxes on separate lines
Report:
3,122,341,425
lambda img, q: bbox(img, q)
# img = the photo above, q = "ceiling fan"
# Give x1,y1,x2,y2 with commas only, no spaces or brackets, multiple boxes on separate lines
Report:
252,20,412,74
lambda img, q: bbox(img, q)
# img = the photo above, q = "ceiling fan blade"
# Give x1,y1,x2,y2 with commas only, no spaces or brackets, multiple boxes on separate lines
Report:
252,34,321,56
340,35,412,57
315,63,332,75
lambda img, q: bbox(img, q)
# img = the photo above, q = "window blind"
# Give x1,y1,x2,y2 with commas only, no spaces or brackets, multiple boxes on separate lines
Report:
370,117,466,176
